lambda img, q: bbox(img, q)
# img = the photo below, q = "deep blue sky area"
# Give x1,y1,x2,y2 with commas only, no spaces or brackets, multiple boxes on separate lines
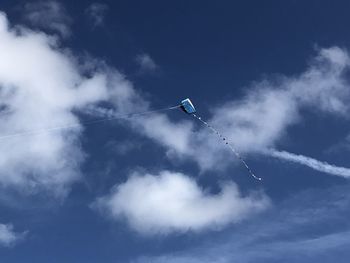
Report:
0,1,350,263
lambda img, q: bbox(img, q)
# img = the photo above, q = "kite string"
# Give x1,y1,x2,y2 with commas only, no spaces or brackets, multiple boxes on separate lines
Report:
0,105,181,140
192,113,262,181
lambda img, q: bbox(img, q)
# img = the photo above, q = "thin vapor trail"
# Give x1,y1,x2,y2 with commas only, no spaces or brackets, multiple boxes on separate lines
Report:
267,149,350,178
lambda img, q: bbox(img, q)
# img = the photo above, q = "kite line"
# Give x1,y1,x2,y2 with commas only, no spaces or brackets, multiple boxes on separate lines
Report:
0,105,181,141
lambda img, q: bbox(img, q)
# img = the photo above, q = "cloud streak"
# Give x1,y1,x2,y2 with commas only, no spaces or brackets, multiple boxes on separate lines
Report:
267,149,350,178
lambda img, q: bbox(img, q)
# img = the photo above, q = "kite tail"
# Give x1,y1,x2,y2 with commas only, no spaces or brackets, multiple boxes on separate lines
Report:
192,114,262,181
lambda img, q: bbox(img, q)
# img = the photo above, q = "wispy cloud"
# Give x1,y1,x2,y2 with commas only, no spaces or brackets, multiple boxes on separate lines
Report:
326,133,350,155
105,139,141,155
0,224,26,247
135,53,158,72
22,0,72,38
266,149,350,178
85,3,108,28
138,231,350,263
93,170,269,235
136,183,350,262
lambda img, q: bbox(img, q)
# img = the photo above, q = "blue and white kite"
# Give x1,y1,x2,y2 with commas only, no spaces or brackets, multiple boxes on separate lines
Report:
180,98,196,114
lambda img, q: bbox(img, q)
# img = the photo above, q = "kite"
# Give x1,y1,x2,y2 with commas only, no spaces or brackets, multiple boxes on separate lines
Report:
180,98,196,114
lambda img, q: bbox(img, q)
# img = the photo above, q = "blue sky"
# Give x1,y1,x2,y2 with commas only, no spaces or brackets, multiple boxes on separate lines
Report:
0,1,350,262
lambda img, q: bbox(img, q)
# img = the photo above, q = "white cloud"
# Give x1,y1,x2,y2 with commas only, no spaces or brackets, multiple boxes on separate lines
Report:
206,46,350,153
208,88,299,153
138,229,350,263
267,149,350,178
22,0,72,38
136,53,158,72
85,3,108,27
0,223,26,247
132,114,194,155
0,12,142,197
93,171,269,235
